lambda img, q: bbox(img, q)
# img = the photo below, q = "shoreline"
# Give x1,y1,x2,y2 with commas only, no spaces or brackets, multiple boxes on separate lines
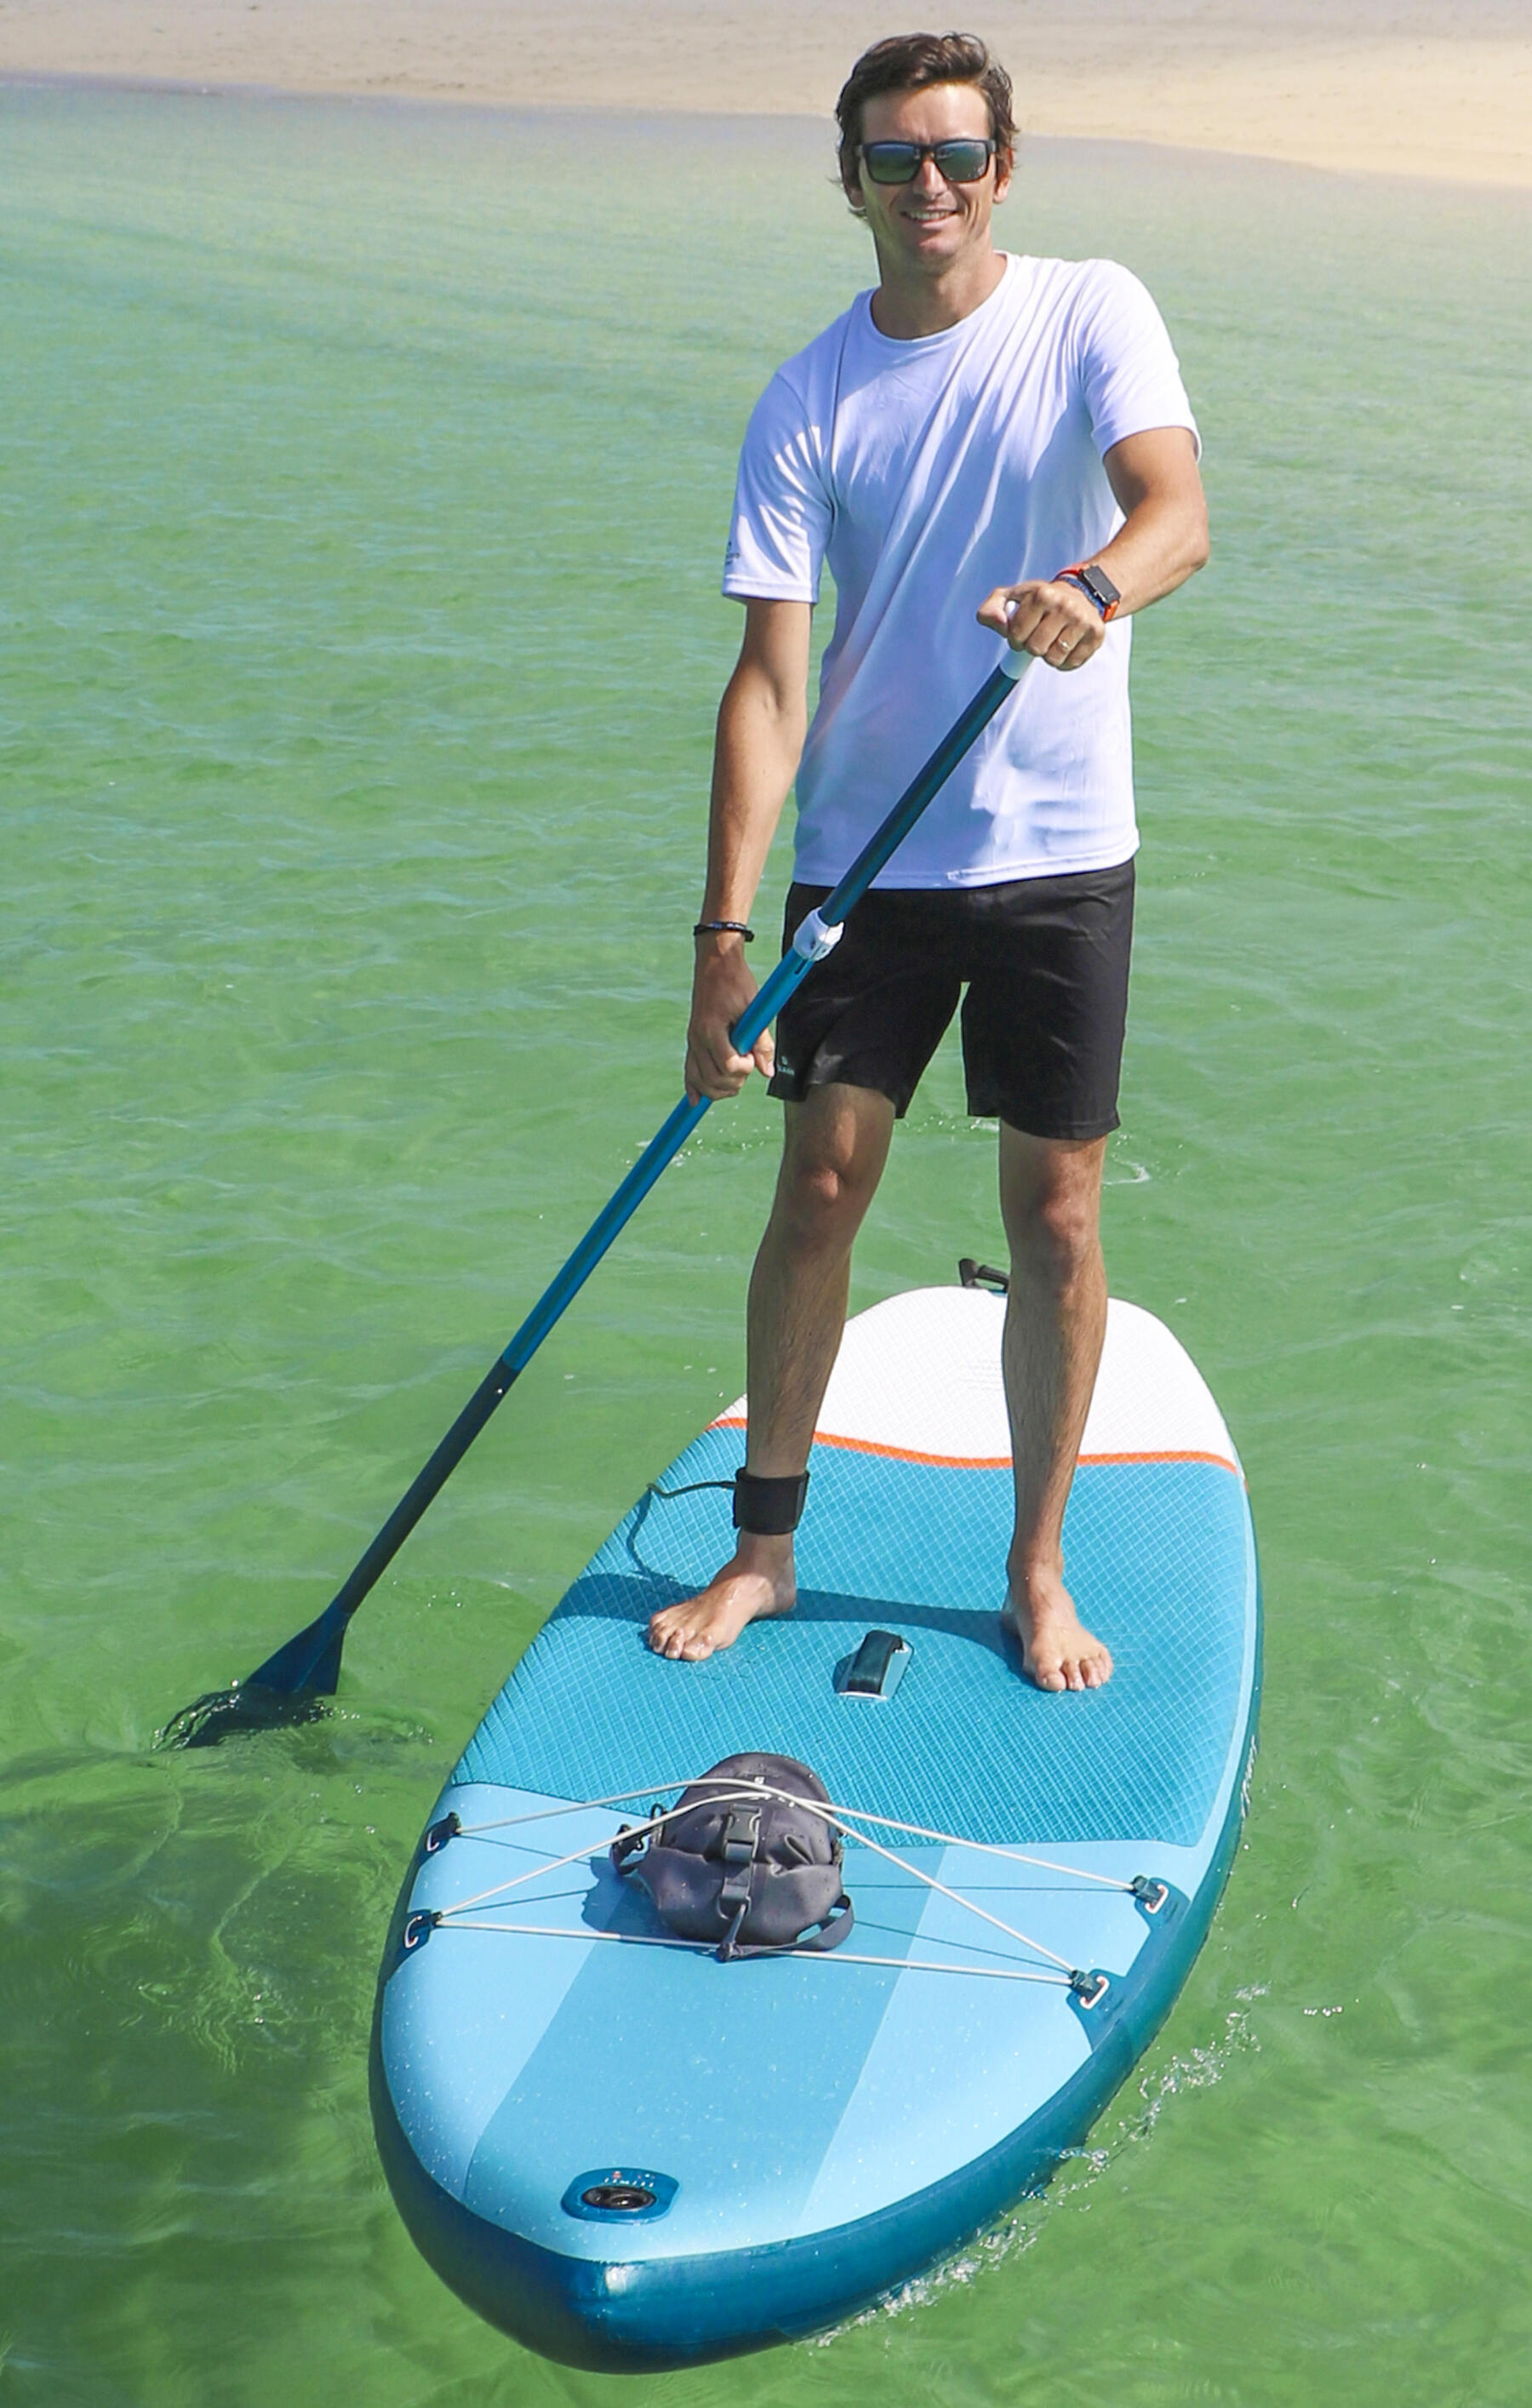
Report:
9,68,1532,206
1,3,1529,191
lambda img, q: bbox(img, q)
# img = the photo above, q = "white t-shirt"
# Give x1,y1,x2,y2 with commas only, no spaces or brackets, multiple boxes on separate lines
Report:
722,252,1199,887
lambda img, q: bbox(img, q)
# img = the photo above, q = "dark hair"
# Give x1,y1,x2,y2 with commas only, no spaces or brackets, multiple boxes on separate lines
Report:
835,31,1016,202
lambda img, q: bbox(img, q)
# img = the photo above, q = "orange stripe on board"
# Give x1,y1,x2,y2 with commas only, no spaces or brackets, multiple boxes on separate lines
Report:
1078,1448,1241,1475
709,1415,1239,1479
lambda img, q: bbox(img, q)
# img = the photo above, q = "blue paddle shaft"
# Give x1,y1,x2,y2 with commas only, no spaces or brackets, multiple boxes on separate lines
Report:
248,652,1032,1688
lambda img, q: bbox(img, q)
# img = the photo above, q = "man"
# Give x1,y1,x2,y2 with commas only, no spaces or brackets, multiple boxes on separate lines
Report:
647,31,1208,1690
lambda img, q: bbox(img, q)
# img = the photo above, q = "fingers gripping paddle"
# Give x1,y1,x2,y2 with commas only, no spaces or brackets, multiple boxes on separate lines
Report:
162,649,1034,1747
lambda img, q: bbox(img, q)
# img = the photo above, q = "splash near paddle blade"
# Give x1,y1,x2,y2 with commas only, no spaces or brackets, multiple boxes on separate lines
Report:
158,1678,333,1751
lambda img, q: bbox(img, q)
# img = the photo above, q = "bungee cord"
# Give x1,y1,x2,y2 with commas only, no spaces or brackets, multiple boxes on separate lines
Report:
441,1919,1076,1985
780,1794,1078,1973
446,1782,730,1838
818,1800,1139,1890
430,1789,773,1922
447,1777,1140,1892
423,1774,1154,1985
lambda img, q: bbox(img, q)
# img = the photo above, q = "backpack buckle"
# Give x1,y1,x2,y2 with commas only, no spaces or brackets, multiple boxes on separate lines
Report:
720,1810,760,1867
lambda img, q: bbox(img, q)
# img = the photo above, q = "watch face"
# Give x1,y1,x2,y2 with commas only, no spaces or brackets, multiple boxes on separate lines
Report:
1081,564,1121,610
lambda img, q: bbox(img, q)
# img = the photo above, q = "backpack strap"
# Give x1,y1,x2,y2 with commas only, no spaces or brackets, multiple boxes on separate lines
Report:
724,1891,855,1961
716,1810,762,1958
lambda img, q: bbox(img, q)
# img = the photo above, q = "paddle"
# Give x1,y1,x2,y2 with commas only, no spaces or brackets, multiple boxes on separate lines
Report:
162,646,1034,1746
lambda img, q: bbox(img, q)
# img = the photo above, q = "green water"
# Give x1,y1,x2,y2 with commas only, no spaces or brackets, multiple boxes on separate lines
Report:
3,82,1530,2405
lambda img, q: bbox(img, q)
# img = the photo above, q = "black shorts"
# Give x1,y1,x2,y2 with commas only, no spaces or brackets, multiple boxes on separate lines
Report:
769,860,1135,1140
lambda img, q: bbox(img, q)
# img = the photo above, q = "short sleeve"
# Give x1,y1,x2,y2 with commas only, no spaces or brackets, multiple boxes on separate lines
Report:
1074,262,1201,461
722,371,833,603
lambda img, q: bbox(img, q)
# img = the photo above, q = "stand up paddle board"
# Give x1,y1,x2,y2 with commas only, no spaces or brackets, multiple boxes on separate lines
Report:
371,1278,1259,2369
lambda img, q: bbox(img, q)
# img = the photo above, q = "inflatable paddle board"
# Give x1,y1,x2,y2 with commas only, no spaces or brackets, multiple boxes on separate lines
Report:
372,1279,1260,2369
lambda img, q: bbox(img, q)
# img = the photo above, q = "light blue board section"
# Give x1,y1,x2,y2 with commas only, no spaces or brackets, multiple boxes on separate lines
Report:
386,1805,1238,2256
458,1436,1249,1847
797,1846,1131,2233
461,1844,917,2256
383,1788,611,2197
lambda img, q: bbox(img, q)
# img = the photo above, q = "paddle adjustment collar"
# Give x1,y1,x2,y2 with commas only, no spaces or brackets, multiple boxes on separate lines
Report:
733,1467,810,1536
791,906,844,964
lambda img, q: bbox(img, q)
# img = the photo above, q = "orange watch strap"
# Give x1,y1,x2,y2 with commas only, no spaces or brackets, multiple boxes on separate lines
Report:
1055,563,1120,622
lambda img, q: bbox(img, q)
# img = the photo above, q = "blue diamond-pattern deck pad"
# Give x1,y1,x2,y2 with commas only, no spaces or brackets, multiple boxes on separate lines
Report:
458,1431,1253,1850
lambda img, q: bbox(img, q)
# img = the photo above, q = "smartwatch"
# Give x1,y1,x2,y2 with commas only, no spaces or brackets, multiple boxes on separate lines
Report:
1057,562,1122,621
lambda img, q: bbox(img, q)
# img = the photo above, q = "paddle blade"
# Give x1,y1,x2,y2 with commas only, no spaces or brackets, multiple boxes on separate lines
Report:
158,1600,349,1750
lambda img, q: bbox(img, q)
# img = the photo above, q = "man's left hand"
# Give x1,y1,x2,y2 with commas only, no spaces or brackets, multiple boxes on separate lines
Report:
976,579,1105,672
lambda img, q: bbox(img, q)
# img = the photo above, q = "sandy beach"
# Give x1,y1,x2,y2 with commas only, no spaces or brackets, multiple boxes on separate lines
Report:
3,1,1529,188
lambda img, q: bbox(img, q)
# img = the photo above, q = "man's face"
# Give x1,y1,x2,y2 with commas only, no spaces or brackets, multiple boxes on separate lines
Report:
853,82,1010,276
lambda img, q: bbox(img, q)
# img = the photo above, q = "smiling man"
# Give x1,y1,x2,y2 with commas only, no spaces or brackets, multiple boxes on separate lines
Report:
648,31,1209,1689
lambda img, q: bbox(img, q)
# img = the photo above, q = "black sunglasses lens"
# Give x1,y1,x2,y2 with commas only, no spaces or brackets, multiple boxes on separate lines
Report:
860,140,993,186
861,144,921,184
933,141,992,182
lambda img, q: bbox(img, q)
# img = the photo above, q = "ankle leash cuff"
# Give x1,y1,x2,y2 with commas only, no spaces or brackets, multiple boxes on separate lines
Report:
733,1468,810,1536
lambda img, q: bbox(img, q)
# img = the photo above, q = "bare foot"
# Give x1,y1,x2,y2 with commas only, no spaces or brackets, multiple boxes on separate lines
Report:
647,1536,796,1663
1002,1570,1113,1693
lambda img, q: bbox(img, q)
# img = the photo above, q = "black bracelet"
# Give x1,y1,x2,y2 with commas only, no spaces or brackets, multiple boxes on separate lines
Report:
693,919,755,942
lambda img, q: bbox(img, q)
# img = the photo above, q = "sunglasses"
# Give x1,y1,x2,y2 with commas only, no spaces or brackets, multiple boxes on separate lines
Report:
858,137,998,187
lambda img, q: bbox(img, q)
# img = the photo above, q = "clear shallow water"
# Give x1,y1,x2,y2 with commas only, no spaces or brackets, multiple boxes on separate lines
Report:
3,83,1530,2406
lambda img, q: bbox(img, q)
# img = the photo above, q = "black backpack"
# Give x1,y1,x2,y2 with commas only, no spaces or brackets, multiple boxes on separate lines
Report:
611,1753,855,1960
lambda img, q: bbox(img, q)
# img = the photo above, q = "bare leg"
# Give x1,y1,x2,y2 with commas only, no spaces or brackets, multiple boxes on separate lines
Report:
998,1125,1115,1692
648,1083,895,1662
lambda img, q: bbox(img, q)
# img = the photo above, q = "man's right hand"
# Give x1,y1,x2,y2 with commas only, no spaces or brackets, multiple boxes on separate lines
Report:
685,935,775,1102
